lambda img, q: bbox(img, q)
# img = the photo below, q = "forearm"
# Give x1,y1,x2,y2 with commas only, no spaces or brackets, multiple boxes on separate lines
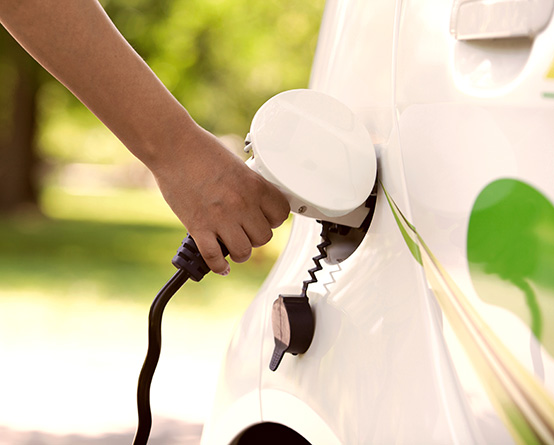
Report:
0,0,194,169
0,0,290,274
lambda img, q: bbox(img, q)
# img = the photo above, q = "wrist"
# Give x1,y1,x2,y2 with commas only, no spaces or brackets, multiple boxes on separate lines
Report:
130,104,201,174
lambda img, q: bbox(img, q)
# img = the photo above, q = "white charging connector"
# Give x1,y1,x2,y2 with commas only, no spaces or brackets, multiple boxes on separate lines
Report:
245,89,377,228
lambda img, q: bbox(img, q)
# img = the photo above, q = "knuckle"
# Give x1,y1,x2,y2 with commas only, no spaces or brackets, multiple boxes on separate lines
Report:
231,246,252,263
250,176,272,200
269,210,288,228
201,246,222,263
253,230,273,248
280,199,291,217
249,172,266,190
226,193,248,212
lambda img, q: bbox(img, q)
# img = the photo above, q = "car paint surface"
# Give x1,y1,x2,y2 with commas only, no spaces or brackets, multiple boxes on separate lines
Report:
201,0,554,443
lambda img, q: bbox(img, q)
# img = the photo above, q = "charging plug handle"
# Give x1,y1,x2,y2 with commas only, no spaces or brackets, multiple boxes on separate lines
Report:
171,235,229,281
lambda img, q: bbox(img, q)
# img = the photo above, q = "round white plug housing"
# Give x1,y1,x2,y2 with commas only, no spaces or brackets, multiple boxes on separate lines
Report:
246,89,377,227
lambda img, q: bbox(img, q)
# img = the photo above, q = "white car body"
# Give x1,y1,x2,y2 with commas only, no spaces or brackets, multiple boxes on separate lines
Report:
201,0,554,443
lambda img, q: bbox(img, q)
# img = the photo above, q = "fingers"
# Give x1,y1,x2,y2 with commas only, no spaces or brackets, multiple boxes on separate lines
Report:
192,209,281,275
241,209,274,248
192,225,255,276
193,177,289,274
219,226,253,264
259,183,290,229
192,232,231,276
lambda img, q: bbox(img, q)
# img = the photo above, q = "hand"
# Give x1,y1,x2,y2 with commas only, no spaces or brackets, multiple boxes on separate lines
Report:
151,123,290,275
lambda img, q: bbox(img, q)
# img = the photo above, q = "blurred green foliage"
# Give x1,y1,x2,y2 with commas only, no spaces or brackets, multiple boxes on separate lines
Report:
0,0,322,307
0,186,291,310
38,0,325,165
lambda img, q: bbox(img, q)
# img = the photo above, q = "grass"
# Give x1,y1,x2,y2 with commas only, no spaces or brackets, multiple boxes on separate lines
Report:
0,186,289,312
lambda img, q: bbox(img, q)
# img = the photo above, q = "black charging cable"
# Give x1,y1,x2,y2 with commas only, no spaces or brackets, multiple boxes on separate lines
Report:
133,234,228,445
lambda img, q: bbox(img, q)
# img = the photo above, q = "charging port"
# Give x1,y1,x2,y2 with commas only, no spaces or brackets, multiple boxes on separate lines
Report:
324,182,377,265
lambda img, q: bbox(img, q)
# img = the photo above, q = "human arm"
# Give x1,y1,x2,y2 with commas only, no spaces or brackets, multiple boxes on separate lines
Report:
0,0,289,274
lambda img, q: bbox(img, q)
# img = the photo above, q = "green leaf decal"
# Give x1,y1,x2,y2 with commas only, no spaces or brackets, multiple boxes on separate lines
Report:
383,182,554,442
467,179,554,354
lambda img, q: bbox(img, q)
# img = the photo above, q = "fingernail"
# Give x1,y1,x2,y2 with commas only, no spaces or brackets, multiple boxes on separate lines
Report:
218,265,230,277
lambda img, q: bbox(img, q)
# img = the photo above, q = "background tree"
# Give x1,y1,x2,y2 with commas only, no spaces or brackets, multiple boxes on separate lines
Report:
0,0,324,215
0,27,42,213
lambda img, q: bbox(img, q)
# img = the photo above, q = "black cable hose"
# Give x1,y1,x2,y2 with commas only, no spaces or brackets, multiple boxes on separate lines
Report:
133,234,225,444
133,268,190,445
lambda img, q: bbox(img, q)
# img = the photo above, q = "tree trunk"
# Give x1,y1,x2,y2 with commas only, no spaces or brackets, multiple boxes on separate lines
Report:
0,29,40,215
